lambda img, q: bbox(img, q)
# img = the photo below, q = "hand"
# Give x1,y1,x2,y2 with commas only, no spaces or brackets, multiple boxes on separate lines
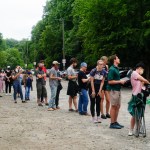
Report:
57,77,62,80
87,77,91,81
120,80,126,85
98,90,102,97
91,92,96,98
38,75,42,78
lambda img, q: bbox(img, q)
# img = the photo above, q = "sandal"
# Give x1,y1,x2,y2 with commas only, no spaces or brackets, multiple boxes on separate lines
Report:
48,108,54,111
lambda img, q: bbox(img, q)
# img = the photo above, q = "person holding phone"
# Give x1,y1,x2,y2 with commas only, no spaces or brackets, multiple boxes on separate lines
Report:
11,66,25,103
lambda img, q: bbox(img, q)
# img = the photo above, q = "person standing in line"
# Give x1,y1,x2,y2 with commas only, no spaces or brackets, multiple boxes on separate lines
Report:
48,61,62,111
55,70,63,109
36,63,48,106
100,56,111,119
67,58,78,112
78,62,91,115
11,66,25,103
40,60,47,103
0,70,3,97
5,66,12,96
89,60,106,123
1,69,6,93
108,54,126,129
128,63,149,136
23,70,33,101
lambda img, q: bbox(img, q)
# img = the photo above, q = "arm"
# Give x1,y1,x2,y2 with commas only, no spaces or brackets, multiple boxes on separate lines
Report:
137,75,150,84
108,80,124,85
12,71,22,80
99,77,105,92
68,75,77,80
82,77,90,83
90,76,95,94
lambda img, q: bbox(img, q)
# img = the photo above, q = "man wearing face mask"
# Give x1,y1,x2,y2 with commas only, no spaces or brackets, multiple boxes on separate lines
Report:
40,60,47,103
128,62,150,136
36,63,48,106
5,66,12,96
12,66,25,103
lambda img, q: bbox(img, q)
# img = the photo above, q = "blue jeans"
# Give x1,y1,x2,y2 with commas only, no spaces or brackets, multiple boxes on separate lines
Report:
78,89,89,114
13,80,23,100
25,86,31,99
48,85,57,108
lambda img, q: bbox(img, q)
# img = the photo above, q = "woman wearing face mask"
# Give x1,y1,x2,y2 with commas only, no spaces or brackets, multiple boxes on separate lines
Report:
12,66,25,103
128,63,150,136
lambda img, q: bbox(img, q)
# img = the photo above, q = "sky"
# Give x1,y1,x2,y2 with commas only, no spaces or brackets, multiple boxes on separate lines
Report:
0,0,47,40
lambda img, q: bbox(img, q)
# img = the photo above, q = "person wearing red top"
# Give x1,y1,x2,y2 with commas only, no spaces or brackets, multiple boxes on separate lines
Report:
40,60,48,104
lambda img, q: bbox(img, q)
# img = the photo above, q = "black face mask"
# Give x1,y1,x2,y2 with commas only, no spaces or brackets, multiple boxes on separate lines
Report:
39,67,42,70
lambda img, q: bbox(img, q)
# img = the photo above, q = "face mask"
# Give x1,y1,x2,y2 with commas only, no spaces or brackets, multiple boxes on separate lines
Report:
39,67,42,70
140,69,144,75
15,69,19,73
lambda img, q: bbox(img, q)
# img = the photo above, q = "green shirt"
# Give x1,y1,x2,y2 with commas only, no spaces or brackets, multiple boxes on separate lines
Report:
108,65,121,91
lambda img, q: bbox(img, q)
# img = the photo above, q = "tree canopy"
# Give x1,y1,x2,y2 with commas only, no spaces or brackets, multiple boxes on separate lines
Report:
0,0,150,77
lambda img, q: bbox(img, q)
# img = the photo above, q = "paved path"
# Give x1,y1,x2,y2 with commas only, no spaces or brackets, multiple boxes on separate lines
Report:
0,78,150,150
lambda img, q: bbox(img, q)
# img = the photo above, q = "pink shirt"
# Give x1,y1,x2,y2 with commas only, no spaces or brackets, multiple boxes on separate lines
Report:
131,71,142,95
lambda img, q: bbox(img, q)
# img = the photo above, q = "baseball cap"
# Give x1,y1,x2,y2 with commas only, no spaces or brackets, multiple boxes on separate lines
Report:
52,61,60,65
80,62,87,68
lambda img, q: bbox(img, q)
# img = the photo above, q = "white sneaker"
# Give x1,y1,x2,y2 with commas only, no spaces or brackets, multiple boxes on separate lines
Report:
97,117,102,123
92,117,98,123
9,93,11,96
128,129,133,136
5,94,8,96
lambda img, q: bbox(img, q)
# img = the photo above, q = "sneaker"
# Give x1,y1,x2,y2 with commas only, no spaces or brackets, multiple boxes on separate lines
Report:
14,100,17,103
79,112,84,115
9,93,11,96
128,129,133,136
97,117,102,123
22,100,26,103
0,95,2,97
101,114,107,119
69,109,74,112
5,94,8,96
83,112,91,116
53,108,57,110
115,122,124,128
92,117,98,123
38,103,43,106
45,103,49,106
56,106,60,109
75,109,78,112
109,123,122,129
106,113,111,118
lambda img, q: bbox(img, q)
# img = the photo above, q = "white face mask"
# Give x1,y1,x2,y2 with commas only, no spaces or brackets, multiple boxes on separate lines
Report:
15,69,19,73
139,69,144,75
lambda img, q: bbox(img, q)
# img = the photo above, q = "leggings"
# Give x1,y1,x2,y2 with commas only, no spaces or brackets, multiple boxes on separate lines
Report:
90,95,101,117
5,81,11,93
89,84,101,117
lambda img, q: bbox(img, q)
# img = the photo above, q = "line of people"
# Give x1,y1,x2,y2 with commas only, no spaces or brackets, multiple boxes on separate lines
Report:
1,54,149,135
35,55,126,129
0,66,33,103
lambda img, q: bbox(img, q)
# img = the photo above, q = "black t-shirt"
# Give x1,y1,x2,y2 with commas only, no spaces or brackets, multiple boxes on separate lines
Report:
78,70,88,90
36,69,45,85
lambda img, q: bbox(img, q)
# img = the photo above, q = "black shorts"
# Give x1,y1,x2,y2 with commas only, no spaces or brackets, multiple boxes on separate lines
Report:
67,80,78,98
37,83,47,99
102,81,109,91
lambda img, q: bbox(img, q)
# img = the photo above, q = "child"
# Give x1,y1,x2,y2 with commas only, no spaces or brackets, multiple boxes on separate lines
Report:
23,70,33,100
